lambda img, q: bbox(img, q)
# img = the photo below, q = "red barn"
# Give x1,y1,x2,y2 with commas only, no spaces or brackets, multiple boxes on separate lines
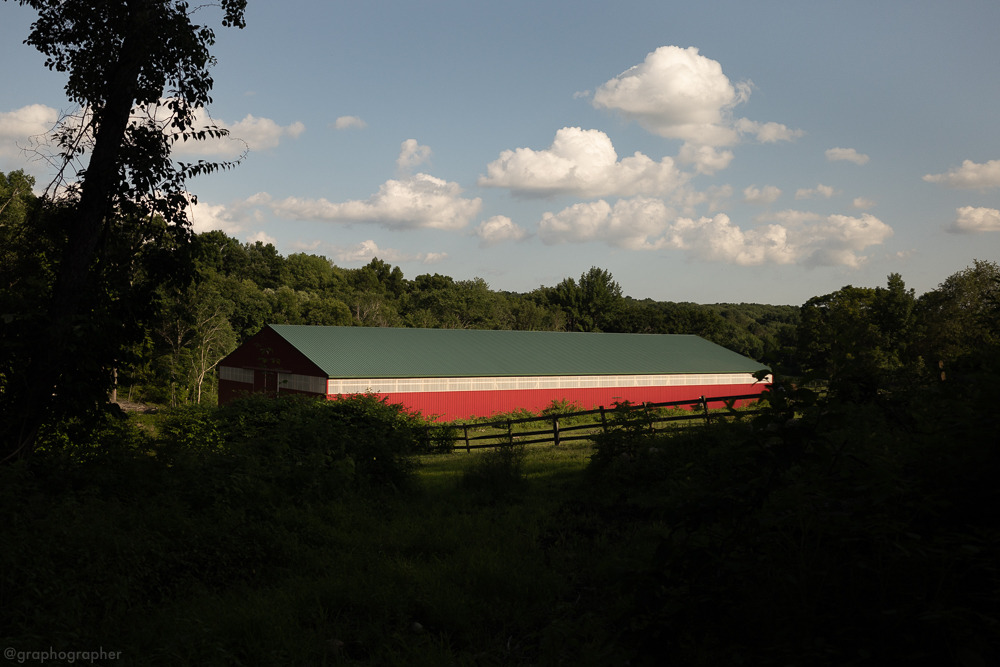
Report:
218,325,770,420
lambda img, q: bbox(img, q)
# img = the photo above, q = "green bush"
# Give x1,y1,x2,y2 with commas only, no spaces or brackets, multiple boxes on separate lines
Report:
588,400,655,470
157,404,225,456
423,421,458,454
541,398,583,416
33,405,152,462
211,393,424,494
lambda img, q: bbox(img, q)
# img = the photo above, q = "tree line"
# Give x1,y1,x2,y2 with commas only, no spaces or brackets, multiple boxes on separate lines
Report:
5,165,997,414
0,175,799,408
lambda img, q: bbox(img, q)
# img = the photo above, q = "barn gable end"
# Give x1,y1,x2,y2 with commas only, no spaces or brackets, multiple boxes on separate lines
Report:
218,325,329,404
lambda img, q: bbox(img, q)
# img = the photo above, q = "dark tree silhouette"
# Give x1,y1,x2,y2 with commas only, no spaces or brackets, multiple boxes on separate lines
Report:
1,0,247,461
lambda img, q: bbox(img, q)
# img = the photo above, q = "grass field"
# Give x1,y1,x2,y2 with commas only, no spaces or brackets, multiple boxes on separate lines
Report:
127,444,604,665
3,437,639,666
3,393,998,665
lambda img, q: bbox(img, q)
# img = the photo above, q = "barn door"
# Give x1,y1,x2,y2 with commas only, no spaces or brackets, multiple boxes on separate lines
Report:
264,371,278,396
254,370,279,397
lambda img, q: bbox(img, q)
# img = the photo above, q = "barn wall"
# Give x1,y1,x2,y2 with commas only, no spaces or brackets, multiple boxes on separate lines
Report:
219,378,252,405
335,382,767,421
219,374,323,405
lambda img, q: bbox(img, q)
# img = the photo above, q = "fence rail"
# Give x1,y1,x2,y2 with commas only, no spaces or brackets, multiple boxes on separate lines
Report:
428,393,767,452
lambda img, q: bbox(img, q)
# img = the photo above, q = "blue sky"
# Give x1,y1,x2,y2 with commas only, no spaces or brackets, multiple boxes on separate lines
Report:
3,0,999,305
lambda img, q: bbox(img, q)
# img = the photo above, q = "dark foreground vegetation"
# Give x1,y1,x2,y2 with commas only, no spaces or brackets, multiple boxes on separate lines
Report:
3,370,999,665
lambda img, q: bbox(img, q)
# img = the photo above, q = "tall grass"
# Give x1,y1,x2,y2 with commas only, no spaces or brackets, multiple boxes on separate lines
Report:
3,384,998,665
460,440,528,502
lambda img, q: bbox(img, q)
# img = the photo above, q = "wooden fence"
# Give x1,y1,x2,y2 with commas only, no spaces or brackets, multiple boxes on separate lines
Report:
427,393,768,452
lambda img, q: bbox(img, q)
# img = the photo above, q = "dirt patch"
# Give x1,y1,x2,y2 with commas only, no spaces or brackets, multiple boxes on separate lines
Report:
114,401,159,414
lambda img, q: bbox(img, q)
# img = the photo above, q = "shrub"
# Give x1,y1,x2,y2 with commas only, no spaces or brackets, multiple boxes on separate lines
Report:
33,404,152,463
209,393,424,496
588,401,655,471
321,393,422,490
157,404,225,457
541,398,583,416
423,422,459,454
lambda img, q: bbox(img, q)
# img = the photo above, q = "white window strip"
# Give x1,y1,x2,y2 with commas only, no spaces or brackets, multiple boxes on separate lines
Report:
325,373,761,395
277,373,326,394
220,366,254,384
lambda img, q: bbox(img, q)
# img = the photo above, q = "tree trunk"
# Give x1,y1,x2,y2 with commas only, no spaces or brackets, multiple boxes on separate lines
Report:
0,26,147,462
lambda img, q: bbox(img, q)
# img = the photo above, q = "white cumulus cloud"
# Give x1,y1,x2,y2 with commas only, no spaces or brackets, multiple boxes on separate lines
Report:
0,104,58,146
268,173,482,231
538,197,892,268
678,184,733,215
589,46,800,177
798,213,894,267
743,185,782,205
539,200,614,246
396,139,432,172
669,214,799,266
826,147,870,165
591,45,801,158
676,143,734,175
539,197,676,251
232,115,305,149
676,213,892,268
2,104,304,169
247,230,277,246
924,159,1000,189
0,104,60,170
767,209,823,225
479,126,687,197
335,239,390,263
334,115,367,130
949,206,1000,233
592,46,748,146
185,195,271,238
245,191,273,206
186,199,245,235
735,119,805,143
330,239,447,264
795,184,835,199
476,215,528,246
171,110,304,157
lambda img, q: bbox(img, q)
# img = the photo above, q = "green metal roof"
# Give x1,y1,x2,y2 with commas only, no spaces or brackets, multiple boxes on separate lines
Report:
267,325,768,379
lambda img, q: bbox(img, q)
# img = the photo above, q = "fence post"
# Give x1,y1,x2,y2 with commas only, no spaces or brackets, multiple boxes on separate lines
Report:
600,406,608,433
463,424,470,453
552,416,560,446
507,418,513,445
700,395,710,426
